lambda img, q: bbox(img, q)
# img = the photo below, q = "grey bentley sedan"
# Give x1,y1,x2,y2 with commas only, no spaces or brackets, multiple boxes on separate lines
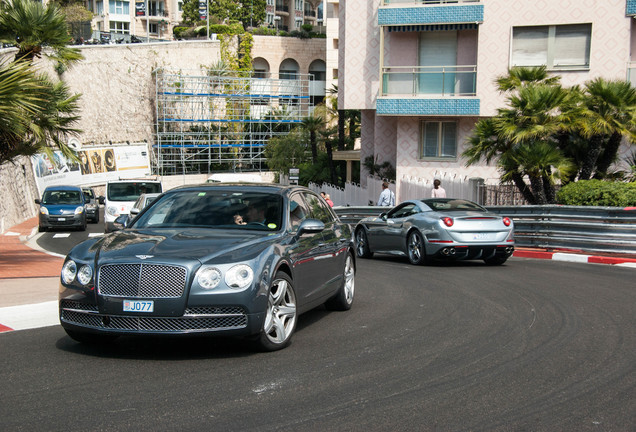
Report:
59,184,355,351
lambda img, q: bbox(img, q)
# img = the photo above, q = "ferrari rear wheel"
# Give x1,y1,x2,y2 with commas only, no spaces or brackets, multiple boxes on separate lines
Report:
256,271,297,351
355,228,373,258
407,230,427,265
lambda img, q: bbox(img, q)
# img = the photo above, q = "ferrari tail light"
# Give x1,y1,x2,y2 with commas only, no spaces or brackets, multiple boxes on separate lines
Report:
442,217,454,227
502,217,512,227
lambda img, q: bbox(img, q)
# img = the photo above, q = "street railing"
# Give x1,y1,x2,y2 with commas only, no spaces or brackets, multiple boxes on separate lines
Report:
334,205,636,255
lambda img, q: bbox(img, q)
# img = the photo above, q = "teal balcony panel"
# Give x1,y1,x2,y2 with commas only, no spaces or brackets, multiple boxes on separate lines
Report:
376,98,480,116
378,4,484,26
381,65,477,97
627,0,636,16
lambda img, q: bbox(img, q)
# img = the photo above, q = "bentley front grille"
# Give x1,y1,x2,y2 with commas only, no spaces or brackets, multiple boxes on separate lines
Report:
98,264,187,298
60,309,248,332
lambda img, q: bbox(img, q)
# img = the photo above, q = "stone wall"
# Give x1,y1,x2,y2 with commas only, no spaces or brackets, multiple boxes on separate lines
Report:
0,157,40,234
52,40,222,146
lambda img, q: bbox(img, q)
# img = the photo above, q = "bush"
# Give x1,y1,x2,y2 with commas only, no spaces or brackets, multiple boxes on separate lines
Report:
557,180,636,206
173,26,189,38
251,26,277,36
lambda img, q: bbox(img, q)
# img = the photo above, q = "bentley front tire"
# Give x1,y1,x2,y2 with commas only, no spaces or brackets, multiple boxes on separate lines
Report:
256,272,297,352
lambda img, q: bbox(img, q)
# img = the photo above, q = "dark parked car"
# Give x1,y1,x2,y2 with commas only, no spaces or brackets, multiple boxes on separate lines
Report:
59,184,356,351
355,198,514,266
81,187,102,223
35,185,87,232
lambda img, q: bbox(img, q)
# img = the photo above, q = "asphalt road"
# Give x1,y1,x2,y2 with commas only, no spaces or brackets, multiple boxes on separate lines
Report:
35,208,105,256
0,255,634,431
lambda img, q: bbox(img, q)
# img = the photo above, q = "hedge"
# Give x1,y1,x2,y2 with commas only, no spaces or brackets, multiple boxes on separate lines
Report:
556,180,636,206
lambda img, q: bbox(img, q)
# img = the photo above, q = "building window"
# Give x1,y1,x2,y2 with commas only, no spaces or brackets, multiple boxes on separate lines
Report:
95,0,104,15
280,70,298,80
420,121,457,159
108,0,129,15
512,24,591,69
332,68,338,79
149,23,158,34
109,21,130,34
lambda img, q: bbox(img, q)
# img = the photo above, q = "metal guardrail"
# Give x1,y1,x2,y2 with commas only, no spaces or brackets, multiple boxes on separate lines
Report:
334,205,636,255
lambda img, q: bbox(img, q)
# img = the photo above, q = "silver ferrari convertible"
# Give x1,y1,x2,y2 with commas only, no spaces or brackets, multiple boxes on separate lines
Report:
354,198,514,265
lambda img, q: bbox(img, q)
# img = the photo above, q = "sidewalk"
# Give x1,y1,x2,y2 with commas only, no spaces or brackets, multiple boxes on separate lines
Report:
0,217,62,330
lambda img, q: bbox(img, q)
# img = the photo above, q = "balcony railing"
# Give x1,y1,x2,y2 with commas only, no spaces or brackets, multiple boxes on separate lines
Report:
381,65,477,97
381,0,480,5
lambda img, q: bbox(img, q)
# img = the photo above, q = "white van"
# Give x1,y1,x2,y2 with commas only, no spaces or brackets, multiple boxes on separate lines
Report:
104,179,162,232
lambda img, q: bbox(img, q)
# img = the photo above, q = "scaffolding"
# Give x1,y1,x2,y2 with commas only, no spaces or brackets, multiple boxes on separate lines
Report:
153,68,313,175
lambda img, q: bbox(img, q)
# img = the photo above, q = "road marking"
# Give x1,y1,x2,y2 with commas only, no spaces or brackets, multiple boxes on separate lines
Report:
3,231,20,236
89,233,104,237
0,301,59,333
52,233,71,238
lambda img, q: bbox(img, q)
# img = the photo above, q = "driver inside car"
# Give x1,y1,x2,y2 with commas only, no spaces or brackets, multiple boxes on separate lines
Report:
244,201,267,224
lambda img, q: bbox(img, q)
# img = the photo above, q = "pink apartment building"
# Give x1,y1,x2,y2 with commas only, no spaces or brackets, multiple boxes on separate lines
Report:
340,0,636,198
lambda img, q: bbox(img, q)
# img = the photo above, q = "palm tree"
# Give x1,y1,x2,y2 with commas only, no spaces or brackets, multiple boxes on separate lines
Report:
463,67,576,204
0,0,83,167
301,115,323,163
495,65,560,92
577,78,636,180
506,142,575,204
0,60,80,166
0,60,45,165
0,0,82,66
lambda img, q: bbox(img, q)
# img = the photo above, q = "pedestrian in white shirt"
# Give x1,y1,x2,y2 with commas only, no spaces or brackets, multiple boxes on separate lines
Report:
377,181,395,206
431,179,446,198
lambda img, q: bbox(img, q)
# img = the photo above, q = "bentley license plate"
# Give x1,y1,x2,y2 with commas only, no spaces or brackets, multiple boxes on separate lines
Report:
123,300,154,312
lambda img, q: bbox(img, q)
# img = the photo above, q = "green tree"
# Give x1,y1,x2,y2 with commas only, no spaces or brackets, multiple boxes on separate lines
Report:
0,61,80,165
265,128,310,176
464,67,576,204
0,0,83,166
577,78,636,180
301,115,323,163
0,0,82,65
180,0,200,25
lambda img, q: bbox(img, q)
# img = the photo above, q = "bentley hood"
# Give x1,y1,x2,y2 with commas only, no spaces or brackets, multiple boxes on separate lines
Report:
84,228,280,264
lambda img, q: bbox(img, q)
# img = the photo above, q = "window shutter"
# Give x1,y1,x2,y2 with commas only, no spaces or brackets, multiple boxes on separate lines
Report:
512,27,549,66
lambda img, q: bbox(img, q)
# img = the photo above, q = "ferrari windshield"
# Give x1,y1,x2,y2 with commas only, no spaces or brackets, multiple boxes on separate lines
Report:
422,199,486,212
132,190,283,231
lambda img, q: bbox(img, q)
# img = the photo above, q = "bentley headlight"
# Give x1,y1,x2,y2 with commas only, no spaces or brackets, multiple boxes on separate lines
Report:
225,264,254,289
77,265,93,286
61,260,77,284
74,206,84,215
197,266,222,290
